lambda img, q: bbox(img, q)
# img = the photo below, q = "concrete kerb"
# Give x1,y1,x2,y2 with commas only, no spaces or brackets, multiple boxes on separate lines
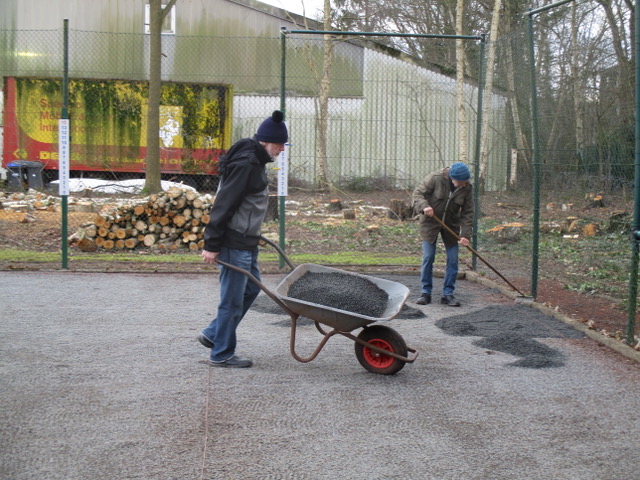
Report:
464,270,640,364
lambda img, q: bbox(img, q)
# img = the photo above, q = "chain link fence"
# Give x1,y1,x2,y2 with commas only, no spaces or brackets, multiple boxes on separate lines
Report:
486,4,636,303
0,28,506,189
0,27,494,259
0,15,637,327
492,17,634,197
281,32,507,191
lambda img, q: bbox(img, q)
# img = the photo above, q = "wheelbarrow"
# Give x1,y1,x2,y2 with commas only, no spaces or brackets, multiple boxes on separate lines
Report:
216,236,418,375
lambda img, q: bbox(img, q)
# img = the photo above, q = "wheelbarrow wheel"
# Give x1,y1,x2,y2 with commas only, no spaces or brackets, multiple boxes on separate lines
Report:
355,325,408,375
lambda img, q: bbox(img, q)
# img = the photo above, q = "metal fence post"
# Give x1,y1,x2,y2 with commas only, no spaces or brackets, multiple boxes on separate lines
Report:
626,0,640,344
526,0,593,301
472,33,487,270
61,19,69,270
526,11,540,299
278,27,287,269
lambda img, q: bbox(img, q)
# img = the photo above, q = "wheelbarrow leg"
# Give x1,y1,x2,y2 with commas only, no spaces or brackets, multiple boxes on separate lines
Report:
287,312,340,363
216,258,340,365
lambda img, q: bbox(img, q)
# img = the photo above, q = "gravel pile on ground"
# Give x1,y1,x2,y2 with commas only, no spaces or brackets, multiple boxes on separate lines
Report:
287,271,389,318
436,305,585,338
435,305,584,369
473,333,565,368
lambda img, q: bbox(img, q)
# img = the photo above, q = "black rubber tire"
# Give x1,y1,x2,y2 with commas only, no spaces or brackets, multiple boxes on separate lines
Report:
354,325,408,375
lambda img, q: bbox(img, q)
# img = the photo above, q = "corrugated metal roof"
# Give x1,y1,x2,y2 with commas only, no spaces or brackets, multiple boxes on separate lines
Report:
0,0,321,35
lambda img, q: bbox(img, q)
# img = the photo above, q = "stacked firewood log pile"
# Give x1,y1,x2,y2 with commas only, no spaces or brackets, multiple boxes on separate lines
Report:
70,186,214,252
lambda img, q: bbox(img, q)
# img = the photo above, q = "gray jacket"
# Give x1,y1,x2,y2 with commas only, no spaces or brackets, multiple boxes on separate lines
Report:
203,137,273,252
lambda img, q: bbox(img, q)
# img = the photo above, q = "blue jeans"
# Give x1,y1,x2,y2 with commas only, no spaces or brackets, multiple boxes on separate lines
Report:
420,240,459,296
202,247,261,362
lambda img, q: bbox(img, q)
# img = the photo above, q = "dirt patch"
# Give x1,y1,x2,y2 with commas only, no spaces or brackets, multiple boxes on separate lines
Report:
0,210,72,251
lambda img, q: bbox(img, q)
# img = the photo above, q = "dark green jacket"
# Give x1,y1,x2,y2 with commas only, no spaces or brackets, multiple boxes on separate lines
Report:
412,167,474,247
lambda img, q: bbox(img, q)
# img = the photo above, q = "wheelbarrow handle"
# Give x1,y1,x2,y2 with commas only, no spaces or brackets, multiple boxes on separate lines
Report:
258,235,296,270
210,236,296,315
431,214,529,298
215,257,296,316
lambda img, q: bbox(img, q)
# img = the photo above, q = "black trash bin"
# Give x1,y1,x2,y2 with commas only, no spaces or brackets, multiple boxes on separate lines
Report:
7,162,25,190
6,161,44,190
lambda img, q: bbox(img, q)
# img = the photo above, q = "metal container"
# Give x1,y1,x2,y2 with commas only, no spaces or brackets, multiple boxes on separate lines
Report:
274,263,410,332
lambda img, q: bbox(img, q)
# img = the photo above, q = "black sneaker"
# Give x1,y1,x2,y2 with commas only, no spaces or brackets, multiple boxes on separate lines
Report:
209,355,253,368
440,295,461,307
197,332,214,349
416,293,431,305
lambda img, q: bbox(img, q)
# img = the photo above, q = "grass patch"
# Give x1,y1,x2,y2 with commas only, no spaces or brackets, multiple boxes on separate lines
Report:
280,219,419,255
0,249,61,262
0,248,202,263
510,228,632,298
260,252,419,265
0,247,419,267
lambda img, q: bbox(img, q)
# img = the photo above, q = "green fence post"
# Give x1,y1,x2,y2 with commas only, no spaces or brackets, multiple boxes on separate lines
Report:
279,27,287,269
60,19,70,270
526,12,541,300
472,34,487,270
626,0,640,345
526,0,577,299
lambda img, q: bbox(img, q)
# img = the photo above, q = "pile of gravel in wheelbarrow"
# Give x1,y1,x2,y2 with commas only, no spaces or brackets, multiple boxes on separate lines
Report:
287,271,389,318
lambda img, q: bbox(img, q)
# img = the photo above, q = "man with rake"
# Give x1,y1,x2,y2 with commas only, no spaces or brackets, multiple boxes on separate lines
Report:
412,162,474,307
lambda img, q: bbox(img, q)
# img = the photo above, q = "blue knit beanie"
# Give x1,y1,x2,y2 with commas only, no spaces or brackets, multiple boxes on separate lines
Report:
255,110,288,144
449,162,471,181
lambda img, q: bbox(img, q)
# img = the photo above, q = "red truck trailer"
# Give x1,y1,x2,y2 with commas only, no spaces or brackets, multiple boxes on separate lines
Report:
2,76,232,189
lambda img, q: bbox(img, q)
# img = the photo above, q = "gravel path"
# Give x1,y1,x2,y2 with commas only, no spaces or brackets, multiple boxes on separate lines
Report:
2,270,640,480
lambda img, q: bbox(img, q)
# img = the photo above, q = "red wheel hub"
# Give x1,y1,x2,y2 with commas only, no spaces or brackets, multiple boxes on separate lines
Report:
363,338,395,369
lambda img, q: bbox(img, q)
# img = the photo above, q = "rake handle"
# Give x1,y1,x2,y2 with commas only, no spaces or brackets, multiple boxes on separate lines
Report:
430,213,528,297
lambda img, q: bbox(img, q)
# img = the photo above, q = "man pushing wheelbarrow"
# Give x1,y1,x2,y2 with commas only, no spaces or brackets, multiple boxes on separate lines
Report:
197,110,289,369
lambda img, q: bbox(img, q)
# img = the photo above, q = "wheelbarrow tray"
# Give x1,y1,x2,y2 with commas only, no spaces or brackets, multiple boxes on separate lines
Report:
274,263,410,332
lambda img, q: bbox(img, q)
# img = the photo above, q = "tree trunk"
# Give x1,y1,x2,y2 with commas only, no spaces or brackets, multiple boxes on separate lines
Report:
570,1,584,170
478,0,502,191
315,0,334,190
505,40,530,176
455,0,467,164
144,0,178,194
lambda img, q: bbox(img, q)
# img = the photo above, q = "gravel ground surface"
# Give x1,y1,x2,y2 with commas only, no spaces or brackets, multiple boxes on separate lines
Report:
2,270,640,480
